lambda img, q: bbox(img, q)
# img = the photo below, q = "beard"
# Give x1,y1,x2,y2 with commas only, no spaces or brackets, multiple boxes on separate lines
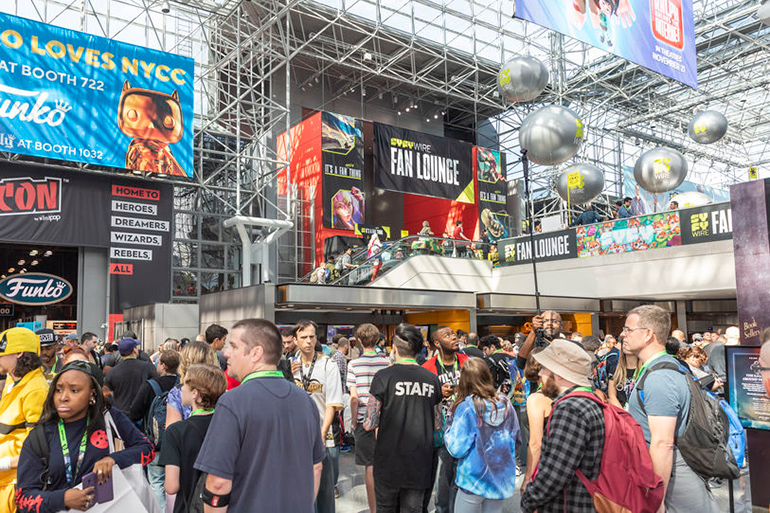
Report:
542,376,562,399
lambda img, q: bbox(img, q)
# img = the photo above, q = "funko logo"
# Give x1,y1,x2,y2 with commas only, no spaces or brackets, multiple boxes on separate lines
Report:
0,84,72,127
0,177,61,216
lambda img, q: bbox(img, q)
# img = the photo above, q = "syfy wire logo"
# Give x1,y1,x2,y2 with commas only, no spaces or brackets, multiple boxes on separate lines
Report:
0,176,62,216
651,0,684,50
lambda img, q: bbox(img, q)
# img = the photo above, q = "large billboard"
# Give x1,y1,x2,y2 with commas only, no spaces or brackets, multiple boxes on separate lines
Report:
576,211,681,257
514,0,697,89
498,229,577,266
0,12,195,177
679,202,732,245
322,112,366,230
373,123,474,203
476,147,511,243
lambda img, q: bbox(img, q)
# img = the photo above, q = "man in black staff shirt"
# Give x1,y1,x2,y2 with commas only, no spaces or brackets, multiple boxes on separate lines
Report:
104,337,159,414
195,319,325,512
364,324,442,513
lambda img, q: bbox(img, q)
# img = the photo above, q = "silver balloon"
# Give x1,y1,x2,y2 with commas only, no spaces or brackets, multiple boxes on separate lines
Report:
759,1,770,25
556,164,605,204
670,191,711,208
519,105,585,166
688,111,728,144
498,56,549,103
633,147,688,193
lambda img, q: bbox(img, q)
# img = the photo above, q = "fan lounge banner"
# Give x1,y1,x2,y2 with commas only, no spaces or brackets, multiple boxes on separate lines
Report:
679,203,733,245
0,161,172,313
498,229,577,266
321,112,366,230
373,123,474,203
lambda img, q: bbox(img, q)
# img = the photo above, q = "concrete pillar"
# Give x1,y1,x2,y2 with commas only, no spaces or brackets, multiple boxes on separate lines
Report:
675,300,688,337
78,247,109,340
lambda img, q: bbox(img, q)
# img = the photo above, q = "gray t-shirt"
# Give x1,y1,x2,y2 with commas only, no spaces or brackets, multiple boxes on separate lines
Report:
628,354,690,443
194,376,325,513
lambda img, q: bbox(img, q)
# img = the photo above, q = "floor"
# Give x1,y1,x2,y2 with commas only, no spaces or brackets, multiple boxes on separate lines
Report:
334,448,753,513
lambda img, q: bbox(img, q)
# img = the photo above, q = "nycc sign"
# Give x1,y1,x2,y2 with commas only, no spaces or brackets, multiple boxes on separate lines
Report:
0,175,61,216
0,272,73,305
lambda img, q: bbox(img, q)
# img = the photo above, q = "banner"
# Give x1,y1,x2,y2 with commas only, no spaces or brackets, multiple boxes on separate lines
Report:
322,112,365,230
498,229,577,266
514,0,697,89
576,212,681,257
679,202,732,245
623,166,729,215
476,147,510,243
727,346,770,430
373,123,474,203
0,12,194,177
0,161,171,312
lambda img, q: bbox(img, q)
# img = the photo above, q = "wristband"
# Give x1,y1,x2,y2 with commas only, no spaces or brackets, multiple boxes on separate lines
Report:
0,457,11,471
201,487,231,507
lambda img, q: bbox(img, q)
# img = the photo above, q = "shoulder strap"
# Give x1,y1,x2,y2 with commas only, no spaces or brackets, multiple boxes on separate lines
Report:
147,379,162,397
28,425,53,490
546,391,601,434
635,360,686,414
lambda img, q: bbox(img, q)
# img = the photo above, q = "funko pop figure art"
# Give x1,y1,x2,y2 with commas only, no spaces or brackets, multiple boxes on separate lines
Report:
118,80,187,177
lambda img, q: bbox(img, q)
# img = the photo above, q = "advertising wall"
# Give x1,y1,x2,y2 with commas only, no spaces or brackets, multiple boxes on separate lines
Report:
476,147,510,243
0,161,172,312
322,112,366,231
727,346,770,431
0,12,195,177
515,0,697,88
679,202,732,245
576,211,681,257
374,123,474,203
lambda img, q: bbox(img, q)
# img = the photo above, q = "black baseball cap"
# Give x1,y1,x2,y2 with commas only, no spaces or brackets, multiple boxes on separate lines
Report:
36,328,57,348
58,360,104,388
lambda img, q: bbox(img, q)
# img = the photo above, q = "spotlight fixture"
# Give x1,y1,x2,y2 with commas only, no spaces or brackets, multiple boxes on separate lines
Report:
44,250,52,257
434,114,438,119
162,0,170,13
362,87,366,96
30,260,38,266
20,268,26,274
18,260,25,265
314,76,320,84
29,250,38,256
426,118,430,123
8,267,15,273
405,107,410,112
397,111,401,116
363,52,373,61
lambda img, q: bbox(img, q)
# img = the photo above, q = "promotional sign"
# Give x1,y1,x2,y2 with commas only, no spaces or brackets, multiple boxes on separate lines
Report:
322,112,365,230
679,202,733,245
727,346,770,430
498,229,577,266
576,212,681,257
476,147,510,243
0,12,195,177
623,166,729,215
373,123,474,203
515,0,697,89
0,304,14,316
0,272,72,305
354,224,391,240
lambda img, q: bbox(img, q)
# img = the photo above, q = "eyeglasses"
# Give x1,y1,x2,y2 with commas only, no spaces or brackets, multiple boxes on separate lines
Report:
750,360,770,376
621,326,648,333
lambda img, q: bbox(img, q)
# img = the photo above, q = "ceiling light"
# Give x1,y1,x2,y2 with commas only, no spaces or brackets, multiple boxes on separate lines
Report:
405,107,410,112
8,267,15,273
363,52,373,61
1,275,4,279
29,250,38,256
314,77,320,84
426,118,430,122
18,260,25,265
20,268,26,273
434,114,439,119
44,250,52,257
397,111,401,115
362,87,367,96
30,260,38,266
161,0,170,13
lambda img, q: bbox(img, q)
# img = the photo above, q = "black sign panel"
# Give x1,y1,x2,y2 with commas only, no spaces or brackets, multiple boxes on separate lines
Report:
477,147,510,242
498,230,577,266
680,202,733,245
373,123,474,203
0,304,14,317
322,112,366,230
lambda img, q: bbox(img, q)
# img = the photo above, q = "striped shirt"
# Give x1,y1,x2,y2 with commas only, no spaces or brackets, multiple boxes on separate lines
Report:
347,352,390,421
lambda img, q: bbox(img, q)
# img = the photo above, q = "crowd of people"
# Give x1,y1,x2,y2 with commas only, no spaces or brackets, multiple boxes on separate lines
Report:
0,308,753,512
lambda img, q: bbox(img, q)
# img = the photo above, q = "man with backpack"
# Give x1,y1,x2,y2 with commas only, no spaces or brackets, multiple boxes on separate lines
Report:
128,349,181,510
479,335,512,393
624,305,720,512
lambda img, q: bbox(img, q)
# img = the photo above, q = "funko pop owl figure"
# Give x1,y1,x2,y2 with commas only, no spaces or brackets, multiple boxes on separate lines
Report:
118,80,186,176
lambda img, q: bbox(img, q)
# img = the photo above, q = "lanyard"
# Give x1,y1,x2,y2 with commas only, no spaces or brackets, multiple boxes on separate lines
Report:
241,370,284,385
58,418,89,485
191,408,215,416
437,356,459,377
572,386,593,393
396,358,417,365
634,350,667,381
300,353,318,391
362,351,378,356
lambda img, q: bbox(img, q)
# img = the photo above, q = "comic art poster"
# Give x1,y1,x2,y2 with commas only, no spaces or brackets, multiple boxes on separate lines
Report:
476,147,510,243
515,0,697,88
575,211,681,257
321,112,365,230
0,12,194,177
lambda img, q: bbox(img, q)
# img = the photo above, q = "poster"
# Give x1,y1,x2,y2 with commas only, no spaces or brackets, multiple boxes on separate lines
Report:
515,0,697,88
498,229,577,266
576,211,681,257
727,346,770,430
623,166,729,215
0,12,195,177
373,123,474,203
322,112,365,230
679,203,733,245
476,147,510,243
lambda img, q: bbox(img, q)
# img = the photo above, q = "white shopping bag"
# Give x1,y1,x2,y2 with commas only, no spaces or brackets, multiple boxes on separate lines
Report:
65,465,149,513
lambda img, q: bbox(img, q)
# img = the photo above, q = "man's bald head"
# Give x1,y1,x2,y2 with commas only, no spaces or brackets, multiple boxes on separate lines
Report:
541,310,563,339
671,329,685,343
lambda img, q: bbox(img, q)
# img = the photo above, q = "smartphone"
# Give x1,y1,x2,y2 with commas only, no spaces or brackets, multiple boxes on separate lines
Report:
94,473,114,503
81,472,97,495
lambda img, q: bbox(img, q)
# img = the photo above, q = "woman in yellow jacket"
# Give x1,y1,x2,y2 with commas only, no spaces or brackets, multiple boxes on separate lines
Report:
0,327,49,512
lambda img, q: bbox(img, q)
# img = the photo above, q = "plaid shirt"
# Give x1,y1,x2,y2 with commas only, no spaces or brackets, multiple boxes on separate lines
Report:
520,389,604,513
331,350,348,392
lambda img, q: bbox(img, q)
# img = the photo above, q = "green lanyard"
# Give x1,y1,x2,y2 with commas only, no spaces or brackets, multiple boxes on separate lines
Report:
362,351,378,356
396,358,417,365
634,350,667,381
58,418,89,485
437,356,459,376
191,408,215,416
573,386,593,393
240,370,284,385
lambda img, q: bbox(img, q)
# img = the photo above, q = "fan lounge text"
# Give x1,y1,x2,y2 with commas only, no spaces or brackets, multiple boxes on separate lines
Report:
516,234,571,261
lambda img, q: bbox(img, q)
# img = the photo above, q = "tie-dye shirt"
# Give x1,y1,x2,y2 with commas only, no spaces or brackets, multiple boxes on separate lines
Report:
445,395,520,500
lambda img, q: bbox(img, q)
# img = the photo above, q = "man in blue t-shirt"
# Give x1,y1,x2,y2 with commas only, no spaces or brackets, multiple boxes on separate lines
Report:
195,319,325,512
623,305,718,512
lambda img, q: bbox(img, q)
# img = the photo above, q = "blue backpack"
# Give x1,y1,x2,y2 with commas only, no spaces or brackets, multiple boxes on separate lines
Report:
144,377,178,451
715,395,746,468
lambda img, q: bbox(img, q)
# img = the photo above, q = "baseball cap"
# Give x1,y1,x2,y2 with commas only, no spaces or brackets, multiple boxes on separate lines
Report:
532,338,592,388
0,327,41,356
36,328,57,347
65,333,78,342
58,360,104,388
118,337,140,356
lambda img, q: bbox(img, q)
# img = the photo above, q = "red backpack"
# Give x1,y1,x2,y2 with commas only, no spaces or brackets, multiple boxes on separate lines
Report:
547,391,664,513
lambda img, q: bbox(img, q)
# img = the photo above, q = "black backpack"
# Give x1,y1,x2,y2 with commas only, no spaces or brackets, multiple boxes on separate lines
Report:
144,377,178,452
27,425,53,490
636,360,740,480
